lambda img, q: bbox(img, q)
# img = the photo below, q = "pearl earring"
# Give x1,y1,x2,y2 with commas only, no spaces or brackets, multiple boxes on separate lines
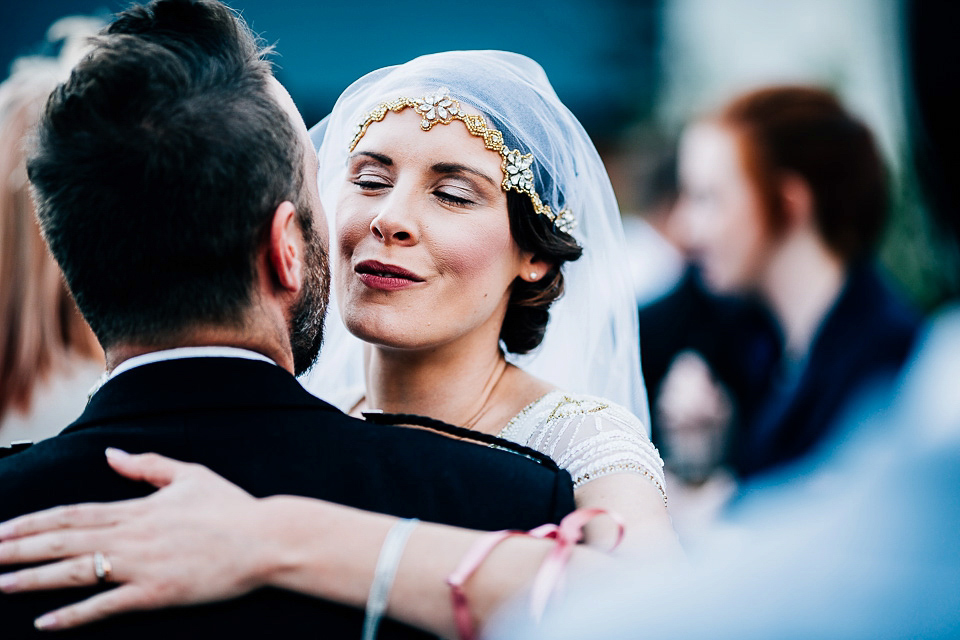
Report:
530,272,539,279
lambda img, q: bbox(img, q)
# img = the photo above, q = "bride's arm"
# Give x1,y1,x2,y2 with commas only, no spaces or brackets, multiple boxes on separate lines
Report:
260,496,559,637
0,450,609,635
575,473,681,557
263,474,686,635
539,402,682,558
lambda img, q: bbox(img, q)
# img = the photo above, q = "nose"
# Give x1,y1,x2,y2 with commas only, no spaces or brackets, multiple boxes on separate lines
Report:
369,188,418,246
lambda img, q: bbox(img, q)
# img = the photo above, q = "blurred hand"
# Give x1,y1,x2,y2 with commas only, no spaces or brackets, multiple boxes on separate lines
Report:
0,449,267,631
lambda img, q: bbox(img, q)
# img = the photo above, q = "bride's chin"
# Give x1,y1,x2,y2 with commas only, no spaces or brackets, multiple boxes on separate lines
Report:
342,313,422,351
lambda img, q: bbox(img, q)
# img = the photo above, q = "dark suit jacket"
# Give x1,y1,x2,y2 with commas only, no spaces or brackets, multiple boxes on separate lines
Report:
0,357,575,638
731,264,921,479
639,266,782,447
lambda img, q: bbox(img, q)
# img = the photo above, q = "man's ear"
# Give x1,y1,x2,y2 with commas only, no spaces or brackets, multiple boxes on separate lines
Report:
267,201,302,294
780,173,815,229
516,251,554,283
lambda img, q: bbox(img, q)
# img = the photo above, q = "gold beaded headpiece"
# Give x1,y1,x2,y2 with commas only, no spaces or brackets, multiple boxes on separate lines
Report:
349,88,576,235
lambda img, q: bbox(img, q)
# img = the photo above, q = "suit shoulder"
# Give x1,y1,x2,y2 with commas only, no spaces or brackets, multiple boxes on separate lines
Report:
0,440,34,460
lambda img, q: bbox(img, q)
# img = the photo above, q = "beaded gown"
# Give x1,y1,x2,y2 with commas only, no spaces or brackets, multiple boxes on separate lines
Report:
337,387,667,504
496,390,666,504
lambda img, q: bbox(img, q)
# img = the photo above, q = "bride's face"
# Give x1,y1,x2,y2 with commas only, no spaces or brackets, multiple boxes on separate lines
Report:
334,107,530,351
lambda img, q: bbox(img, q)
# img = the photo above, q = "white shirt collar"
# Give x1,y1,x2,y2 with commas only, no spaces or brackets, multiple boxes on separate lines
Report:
107,346,277,382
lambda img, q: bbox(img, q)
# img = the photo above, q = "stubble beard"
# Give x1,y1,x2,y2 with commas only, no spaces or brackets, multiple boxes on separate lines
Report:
289,216,330,376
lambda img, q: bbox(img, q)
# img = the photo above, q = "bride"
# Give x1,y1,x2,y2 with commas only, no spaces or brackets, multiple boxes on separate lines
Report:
305,50,663,501
0,51,678,636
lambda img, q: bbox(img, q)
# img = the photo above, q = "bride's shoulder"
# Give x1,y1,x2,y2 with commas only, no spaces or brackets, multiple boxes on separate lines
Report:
543,391,638,421
538,390,639,419
502,390,646,437
500,389,664,494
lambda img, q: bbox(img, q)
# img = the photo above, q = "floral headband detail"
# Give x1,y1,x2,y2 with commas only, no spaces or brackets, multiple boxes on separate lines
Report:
349,88,576,235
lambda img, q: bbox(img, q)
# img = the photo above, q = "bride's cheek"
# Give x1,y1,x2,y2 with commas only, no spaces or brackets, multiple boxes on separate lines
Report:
441,232,512,282
335,218,364,261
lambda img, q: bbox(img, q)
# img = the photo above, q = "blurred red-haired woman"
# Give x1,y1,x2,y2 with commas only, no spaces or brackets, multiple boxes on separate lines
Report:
675,86,920,478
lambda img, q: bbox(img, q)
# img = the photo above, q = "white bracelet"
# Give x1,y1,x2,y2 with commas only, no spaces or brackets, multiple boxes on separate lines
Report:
361,517,419,640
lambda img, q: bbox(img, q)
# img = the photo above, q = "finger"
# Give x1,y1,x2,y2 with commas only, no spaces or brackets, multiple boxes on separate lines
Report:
0,500,137,541
0,553,108,593
34,584,150,631
105,449,187,488
0,530,104,565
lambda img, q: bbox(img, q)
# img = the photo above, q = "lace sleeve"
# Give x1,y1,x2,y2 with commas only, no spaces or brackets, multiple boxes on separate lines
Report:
506,394,667,505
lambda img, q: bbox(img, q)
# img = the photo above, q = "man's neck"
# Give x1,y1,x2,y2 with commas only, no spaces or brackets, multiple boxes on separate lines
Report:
105,327,294,375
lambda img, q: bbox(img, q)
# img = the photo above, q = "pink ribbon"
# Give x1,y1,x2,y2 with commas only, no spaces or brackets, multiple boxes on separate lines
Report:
446,529,525,640
527,508,625,620
445,508,625,640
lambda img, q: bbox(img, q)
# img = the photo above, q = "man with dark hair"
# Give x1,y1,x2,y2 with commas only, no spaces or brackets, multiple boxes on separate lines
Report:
28,0,327,374
0,0,573,636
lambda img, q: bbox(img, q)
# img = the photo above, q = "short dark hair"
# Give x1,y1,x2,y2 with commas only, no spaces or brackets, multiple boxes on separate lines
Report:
717,86,887,262
501,191,582,354
28,0,308,348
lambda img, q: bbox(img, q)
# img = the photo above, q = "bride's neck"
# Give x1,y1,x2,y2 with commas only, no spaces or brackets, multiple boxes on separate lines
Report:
363,334,513,433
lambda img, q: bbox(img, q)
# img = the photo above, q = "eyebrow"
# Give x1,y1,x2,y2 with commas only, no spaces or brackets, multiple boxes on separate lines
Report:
431,162,498,188
349,151,392,165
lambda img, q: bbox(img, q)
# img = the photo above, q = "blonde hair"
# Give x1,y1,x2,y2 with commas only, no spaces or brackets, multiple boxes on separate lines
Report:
0,17,104,418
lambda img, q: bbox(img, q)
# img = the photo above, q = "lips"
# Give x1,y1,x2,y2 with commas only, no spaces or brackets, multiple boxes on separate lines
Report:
355,260,425,291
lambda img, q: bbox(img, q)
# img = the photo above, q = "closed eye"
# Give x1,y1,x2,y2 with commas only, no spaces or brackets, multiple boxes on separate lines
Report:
434,190,474,206
353,177,391,191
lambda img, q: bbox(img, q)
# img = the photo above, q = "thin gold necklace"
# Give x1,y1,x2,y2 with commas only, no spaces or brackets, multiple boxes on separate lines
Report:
460,358,509,432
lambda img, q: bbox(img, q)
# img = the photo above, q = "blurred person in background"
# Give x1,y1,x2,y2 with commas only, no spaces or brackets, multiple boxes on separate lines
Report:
635,147,780,538
622,149,686,308
493,2,959,636
670,85,920,482
0,18,104,447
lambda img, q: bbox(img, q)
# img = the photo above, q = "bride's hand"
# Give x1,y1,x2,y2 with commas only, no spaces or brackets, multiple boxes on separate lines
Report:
0,449,272,631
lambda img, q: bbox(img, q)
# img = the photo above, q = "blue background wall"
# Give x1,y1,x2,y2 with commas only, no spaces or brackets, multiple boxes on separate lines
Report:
0,0,663,141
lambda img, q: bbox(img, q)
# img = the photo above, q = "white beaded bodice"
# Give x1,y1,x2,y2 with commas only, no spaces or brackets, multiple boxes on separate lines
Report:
498,391,667,504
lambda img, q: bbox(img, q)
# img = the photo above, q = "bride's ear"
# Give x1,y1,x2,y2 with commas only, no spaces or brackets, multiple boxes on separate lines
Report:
267,201,303,293
517,252,553,283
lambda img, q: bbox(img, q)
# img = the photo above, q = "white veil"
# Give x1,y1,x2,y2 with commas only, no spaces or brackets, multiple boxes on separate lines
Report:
302,50,650,427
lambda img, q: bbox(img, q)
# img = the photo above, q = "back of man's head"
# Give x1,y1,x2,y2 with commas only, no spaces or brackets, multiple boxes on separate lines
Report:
28,0,307,349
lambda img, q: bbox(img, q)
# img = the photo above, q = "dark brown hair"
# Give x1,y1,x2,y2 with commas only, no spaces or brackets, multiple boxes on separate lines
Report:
28,0,309,349
716,86,887,262
501,190,582,354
